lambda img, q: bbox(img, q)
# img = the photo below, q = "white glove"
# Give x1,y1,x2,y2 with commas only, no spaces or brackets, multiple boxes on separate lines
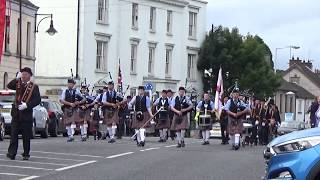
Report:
18,102,27,111
16,72,22,79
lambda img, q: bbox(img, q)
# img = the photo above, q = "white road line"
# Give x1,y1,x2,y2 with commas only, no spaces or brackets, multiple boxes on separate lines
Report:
0,164,53,171
106,152,134,159
19,176,40,180
30,150,104,158
0,158,68,166
0,173,28,177
55,160,96,171
21,155,85,162
165,145,177,148
140,147,160,152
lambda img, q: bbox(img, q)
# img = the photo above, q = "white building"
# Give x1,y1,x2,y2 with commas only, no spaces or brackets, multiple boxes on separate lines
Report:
31,0,207,98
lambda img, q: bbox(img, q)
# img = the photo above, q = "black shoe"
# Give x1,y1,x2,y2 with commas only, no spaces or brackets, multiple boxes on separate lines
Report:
141,141,145,147
117,136,122,139
137,142,141,147
181,141,185,147
221,142,225,145
6,153,15,160
234,145,240,151
158,139,164,143
177,143,182,148
163,139,167,143
171,136,175,141
108,139,116,143
22,155,30,161
81,137,87,142
67,137,74,142
205,141,210,145
202,142,207,145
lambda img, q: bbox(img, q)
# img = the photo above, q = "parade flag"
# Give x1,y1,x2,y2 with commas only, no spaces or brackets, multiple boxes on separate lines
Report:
0,0,6,63
117,59,123,93
214,67,224,119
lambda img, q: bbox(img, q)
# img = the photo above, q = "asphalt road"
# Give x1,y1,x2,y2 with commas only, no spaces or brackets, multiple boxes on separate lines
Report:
0,136,266,180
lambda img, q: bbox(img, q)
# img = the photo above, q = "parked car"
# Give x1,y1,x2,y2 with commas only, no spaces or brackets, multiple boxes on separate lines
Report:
277,121,307,135
42,98,66,137
0,90,49,138
264,128,320,180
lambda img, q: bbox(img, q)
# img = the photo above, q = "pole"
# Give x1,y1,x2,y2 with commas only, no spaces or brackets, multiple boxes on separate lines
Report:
76,0,80,78
274,48,278,74
19,0,22,70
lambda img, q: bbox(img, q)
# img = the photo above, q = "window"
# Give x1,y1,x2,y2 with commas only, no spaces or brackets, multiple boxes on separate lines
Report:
148,46,155,75
149,7,156,31
26,22,31,56
17,18,20,54
132,3,138,29
97,0,108,23
166,11,172,34
289,75,300,84
165,48,172,77
188,12,197,38
3,72,8,89
187,54,196,79
96,41,107,70
130,44,138,73
4,16,10,52
298,99,302,113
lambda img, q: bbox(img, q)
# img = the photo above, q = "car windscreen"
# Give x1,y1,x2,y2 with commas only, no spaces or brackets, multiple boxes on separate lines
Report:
0,94,15,102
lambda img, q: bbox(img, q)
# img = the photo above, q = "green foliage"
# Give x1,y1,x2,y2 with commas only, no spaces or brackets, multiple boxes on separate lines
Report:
198,25,281,98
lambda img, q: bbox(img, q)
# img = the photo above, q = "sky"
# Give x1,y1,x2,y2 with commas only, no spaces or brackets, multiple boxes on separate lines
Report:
206,0,320,70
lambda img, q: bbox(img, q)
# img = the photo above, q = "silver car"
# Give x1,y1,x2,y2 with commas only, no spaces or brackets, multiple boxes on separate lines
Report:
0,90,49,138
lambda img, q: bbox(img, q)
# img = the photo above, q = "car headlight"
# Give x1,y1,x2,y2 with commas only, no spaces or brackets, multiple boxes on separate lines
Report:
273,136,320,154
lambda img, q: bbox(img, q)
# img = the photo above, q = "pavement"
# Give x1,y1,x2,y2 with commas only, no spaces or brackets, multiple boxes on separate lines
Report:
0,136,266,180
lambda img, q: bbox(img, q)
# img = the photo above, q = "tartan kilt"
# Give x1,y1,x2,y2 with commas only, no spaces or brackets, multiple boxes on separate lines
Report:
171,114,188,131
63,108,77,125
228,116,244,135
103,109,119,126
155,117,171,129
131,112,151,129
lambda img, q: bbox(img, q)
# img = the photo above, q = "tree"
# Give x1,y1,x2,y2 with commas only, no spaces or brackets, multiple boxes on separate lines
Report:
197,25,281,98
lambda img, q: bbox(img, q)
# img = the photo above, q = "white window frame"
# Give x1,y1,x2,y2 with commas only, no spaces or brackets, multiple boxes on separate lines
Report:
165,44,174,77
95,33,110,72
148,42,156,76
187,54,196,80
130,39,140,74
97,0,109,24
150,7,156,32
132,3,138,29
26,22,31,56
166,10,172,35
4,15,10,53
188,12,197,38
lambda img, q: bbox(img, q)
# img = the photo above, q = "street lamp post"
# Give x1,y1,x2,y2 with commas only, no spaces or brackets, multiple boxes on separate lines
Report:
274,45,300,73
35,14,57,35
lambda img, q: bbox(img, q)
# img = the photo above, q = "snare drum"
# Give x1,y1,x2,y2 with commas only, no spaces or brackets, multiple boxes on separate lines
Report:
199,114,211,126
158,109,168,120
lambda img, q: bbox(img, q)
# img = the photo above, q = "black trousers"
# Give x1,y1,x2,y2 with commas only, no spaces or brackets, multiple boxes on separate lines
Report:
116,117,125,138
8,120,33,157
250,125,258,145
220,118,229,143
259,124,269,145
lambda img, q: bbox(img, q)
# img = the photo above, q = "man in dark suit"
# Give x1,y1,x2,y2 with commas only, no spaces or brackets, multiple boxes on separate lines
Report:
309,96,320,128
6,67,41,160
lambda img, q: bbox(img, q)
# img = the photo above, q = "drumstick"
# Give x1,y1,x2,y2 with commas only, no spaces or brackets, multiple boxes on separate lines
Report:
131,107,164,139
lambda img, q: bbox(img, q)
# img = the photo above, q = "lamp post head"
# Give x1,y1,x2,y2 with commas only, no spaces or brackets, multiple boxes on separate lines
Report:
46,20,57,36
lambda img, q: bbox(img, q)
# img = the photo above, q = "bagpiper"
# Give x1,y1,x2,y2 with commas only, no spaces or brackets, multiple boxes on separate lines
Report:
101,81,124,143
59,78,86,142
153,90,171,143
78,84,94,141
170,87,193,148
224,89,250,150
128,86,153,147
195,92,215,145
167,89,175,140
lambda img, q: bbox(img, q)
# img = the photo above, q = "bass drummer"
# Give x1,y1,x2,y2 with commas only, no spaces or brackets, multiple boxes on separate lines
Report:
153,90,171,143
195,92,215,145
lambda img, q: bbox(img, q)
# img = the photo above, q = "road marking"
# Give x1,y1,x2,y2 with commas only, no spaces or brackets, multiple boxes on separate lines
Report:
0,158,68,166
165,145,177,148
140,147,160,152
30,150,104,158
106,152,134,159
55,160,96,171
19,176,40,180
0,164,53,171
20,155,85,162
0,173,28,177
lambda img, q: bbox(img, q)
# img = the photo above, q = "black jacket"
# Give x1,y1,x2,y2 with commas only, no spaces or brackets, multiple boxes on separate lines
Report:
7,79,41,123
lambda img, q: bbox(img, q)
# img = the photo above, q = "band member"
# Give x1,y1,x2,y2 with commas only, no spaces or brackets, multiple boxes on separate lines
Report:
129,86,153,147
6,67,41,160
170,87,193,148
258,99,269,145
220,96,229,145
266,100,280,142
121,96,134,136
250,98,261,146
167,89,175,140
196,92,215,145
60,79,86,142
78,85,93,141
224,89,250,150
153,90,171,142
90,89,103,140
101,81,124,143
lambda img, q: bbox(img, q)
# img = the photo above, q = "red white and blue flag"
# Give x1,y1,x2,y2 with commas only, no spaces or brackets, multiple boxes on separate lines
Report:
117,59,123,93
214,67,224,119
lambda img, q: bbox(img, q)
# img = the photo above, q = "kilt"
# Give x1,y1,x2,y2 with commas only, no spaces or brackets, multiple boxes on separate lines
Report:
73,108,89,124
78,108,91,122
155,117,170,129
131,111,151,129
171,114,188,131
103,109,119,126
227,116,244,135
63,107,77,125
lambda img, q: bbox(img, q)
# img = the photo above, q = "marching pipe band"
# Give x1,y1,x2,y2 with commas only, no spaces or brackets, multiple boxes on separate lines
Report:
59,76,281,150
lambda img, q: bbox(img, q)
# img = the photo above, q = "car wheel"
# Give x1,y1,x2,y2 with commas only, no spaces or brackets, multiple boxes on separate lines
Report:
50,121,58,137
40,122,49,138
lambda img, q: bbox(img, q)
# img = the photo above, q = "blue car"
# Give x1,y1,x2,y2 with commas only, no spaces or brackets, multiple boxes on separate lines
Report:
263,128,320,180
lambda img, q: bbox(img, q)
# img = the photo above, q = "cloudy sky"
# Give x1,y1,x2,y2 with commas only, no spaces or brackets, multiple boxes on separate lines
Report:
206,0,320,70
